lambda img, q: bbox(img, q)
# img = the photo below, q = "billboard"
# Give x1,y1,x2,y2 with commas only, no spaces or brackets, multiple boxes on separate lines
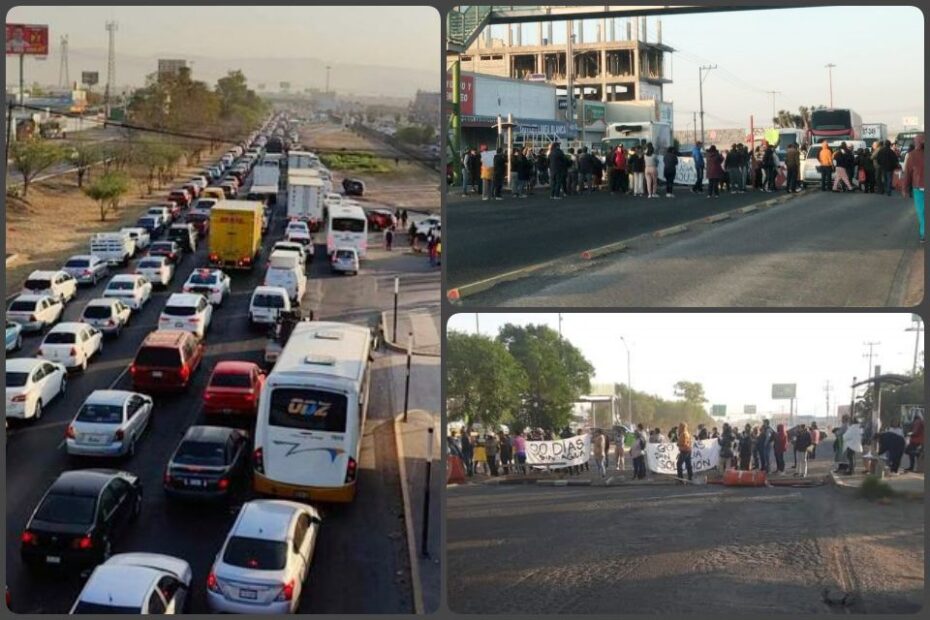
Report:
711,404,727,417
446,73,475,116
81,71,99,87
743,405,757,415
6,24,50,55
772,383,796,399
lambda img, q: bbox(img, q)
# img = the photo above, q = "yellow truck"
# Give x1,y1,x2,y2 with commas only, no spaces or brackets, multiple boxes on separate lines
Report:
208,202,264,270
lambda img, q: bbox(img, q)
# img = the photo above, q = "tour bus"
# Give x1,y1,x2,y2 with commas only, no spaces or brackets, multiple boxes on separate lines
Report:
252,321,373,503
808,108,863,144
326,204,369,259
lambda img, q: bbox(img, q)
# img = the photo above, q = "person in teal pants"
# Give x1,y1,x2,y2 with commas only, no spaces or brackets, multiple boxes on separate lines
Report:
902,133,925,243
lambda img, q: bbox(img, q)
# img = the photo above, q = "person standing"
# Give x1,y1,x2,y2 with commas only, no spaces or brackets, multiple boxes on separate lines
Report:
461,149,475,196
485,433,500,476
592,430,607,478
384,227,394,251
902,133,925,243
774,423,788,474
877,139,900,196
643,143,659,198
664,146,679,197
631,147,646,196
810,422,821,460
461,429,474,476
904,411,924,472
499,431,512,475
691,142,705,193
832,144,854,192
578,147,594,193
492,148,506,200
785,143,801,193
817,140,834,191
856,147,875,193
737,144,749,193
705,145,724,198
738,424,753,470
718,423,735,474
631,424,647,479
614,427,626,471
512,430,528,475
511,148,525,198
480,147,494,201
616,145,629,194
794,424,813,478
878,422,906,474
676,423,693,482
762,144,777,192
751,147,764,190
548,142,565,199
759,419,775,473
871,140,884,193
725,145,742,194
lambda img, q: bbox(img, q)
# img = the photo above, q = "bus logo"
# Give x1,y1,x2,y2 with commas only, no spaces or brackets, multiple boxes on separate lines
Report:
287,398,331,419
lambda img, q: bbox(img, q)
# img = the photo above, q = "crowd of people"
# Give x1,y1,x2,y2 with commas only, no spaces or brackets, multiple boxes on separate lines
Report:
447,410,924,483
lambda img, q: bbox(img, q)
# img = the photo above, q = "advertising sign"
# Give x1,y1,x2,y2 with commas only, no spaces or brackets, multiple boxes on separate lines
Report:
743,405,757,415
6,24,49,55
772,383,797,399
902,116,919,127
81,71,99,86
446,73,475,116
711,404,727,417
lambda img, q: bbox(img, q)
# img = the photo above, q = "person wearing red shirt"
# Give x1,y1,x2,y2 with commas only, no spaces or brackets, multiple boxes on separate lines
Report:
905,412,924,472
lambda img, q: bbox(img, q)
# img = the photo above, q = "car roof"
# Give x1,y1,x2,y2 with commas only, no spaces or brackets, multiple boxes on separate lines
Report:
27,270,62,278
165,293,204,306
141,330,192,348
46,322,88,334
80,565,160,607
50,469,128,495
252,286,289,296
110,274,143,282
6,357,46,372
66,254,96,261
183,425,238,443
10,294,50,304
234,501,301,541
85,297,120,307
138,255,167,263
84,390,137,406
187,268,220,279
213,360,256,374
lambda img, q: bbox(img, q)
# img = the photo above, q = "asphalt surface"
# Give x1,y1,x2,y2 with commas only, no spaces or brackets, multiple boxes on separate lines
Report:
447,447,924,614
457,189,922,307
5,164,440,612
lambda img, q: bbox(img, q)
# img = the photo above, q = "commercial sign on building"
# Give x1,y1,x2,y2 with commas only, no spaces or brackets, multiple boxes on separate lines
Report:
451,72,555,122
81,71,99,87
446,74,475,115
772,383,797,399
6,24,49,55
711,404,727,417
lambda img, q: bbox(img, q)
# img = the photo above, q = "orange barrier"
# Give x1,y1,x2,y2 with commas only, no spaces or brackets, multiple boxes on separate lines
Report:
447,455,467,484
723,469,768,487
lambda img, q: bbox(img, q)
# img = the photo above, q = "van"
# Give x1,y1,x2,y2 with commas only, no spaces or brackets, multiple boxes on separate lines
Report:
130,330,204,393
263,251,306,304
167,223,197,253
248,286,292,328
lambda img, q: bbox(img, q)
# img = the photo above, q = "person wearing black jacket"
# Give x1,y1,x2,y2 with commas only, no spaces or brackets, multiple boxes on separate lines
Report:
856,148,875,192
762,145,777,192
548,142,566,199
876,140,900,196
536,150,549,185
492,148,506,199
794,424,813,478
468,149,481,194
663,146,679,197
738,424,753,470
578,147,595,193
725,146,741,194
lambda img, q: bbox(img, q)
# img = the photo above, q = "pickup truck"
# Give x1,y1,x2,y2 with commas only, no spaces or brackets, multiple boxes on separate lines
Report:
90,232,135,266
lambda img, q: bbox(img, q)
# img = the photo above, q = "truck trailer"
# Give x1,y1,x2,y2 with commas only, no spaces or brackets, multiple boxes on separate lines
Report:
208,202,264,270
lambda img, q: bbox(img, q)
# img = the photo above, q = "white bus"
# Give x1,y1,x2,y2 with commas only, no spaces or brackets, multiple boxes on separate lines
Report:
326,204,368,259
252,321,373,503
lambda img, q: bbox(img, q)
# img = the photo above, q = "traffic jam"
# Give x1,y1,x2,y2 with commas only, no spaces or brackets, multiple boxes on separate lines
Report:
5,113,406,614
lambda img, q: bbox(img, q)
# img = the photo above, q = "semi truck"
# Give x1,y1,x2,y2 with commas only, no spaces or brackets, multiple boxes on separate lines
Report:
208,202,264,270
861,123,888,148
286,176,326,231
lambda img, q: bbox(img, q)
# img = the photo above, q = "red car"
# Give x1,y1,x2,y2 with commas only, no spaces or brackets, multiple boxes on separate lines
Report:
203,361,266,416
182,182,202,200
367,208,395,232
130,330,204,393
168,189,191,208
164,200,181,221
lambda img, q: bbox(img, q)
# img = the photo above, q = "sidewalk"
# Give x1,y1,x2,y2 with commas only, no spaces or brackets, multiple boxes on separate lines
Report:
828,470,924,498
395,410,441,614
381,307,441,356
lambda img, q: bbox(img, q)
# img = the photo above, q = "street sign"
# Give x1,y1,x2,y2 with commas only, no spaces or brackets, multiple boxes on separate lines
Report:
711,404,727,417
81,71,99,87
772,383,796,399
5,24,49,55
743,405,756,415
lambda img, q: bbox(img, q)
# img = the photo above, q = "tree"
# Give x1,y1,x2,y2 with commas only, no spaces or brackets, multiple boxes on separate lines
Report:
446,331,527,429
9,138,63,197
673,381,707,406
69,142,102,188
84,171,131,221
497,324,594,432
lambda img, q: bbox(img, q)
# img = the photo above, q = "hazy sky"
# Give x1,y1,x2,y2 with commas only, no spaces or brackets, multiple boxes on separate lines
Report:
6,6,438,93
489,6,923,131
448,313,923,420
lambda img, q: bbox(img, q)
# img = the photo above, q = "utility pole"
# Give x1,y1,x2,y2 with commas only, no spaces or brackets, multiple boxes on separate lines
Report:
766,90,781,124
825,63,836,107
105,21,118,118
325,65,331,93
863,341,880,380
58,35,70,88
906,315,923,376
823,380,833,425
692,111,697,143
565,21,575,137
620,337,632,425
698,64,716,144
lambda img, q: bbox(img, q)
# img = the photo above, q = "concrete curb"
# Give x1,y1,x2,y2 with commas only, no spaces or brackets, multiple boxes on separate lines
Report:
392,414,424,615
379,311,441,358
739,205,759,214
447,258,560,302
704,213,732,224
581,241,629,261
653,224,688,238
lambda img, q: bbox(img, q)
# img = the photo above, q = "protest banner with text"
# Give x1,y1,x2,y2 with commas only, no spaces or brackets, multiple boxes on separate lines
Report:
526,434,591,469
646,440,721,475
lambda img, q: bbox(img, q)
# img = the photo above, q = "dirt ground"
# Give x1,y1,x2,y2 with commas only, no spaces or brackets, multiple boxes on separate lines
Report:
299,123,440,212
903,248,924,306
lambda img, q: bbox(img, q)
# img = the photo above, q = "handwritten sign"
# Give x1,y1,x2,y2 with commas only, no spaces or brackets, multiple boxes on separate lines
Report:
645,439,721,475
526,434,591,469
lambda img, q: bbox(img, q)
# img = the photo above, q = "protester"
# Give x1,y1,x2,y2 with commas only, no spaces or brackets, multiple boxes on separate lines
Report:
751,146,763,190
578,147,594,193
738,424,753,470
664,146,679,197
462,148,476,196
761,144,777,192
904,410,924,472
627,424,645,479
833,415,849,473
774,423,788,474
644,143,659,198
499,431,512,475
612,145,628,194
473,437,488,475
548,142,566,199
691,142,705,193
817,140,834,191
856,148,875,193
737,144,749,192
705,145,724,198
877,139,900,196
592,429,607,478
785,143,801,193
725,144,742,194
810,422,820,460
902,133,926,244
718,423,735,474
511,148,525,198
460,429,474,476
832,143,854,192
794,424,813,478
676,423,693,482
492,148,506,199
614,427,626,471
512,430,528,475
632,146,647,196
485,433,500,476
871,140,884,193
480,146,494,201
878,421,906,474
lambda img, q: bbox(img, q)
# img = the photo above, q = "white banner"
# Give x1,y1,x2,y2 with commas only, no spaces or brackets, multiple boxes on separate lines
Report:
645,439,721,475
526,434,591,469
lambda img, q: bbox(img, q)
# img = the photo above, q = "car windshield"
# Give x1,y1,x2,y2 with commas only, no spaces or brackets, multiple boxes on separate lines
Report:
10,301,37,312
138,260,163,269
163,305,197,317
336,250,355,260
44,332,76,344
269,387,348,433
253,294,285,308
135,347,182,367
332,218,365,233
223,536,287,570
65,259,89,268
35,493,96,525
107,281,135,291
73,602,141,614
24,279,51,291
138,218,155,225
211,372,252,388
174,439,227,466
188,273,217,285
6,371,29,387
76,404,123,424
83,306,113,319
151,244,174,252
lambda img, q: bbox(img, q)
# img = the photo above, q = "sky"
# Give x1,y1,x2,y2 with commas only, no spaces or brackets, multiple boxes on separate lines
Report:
448,313,923,421
487,6,924,132
6,6,439,95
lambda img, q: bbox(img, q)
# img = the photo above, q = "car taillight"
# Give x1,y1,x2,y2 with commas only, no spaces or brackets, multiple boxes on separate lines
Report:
187,318,200,324
243,393,255,402
209,254,218,262
114,429,124,440
28,314,36,322
275,579,295,602
242,256,251,265
20,531,37,545
206,571,220,593
180,366,190,380
253,447,264,474
69,347,76,357
107,319,115,326
82,269,91,276
203,392,213,400
12,394,27,402
65,425,75,439
163,470,172,485
72,535,93,550
346,457,358,483
217,478,230,490
129,364,137,375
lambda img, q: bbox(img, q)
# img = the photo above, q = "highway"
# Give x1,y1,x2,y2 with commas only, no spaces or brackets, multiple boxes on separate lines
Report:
5,160,439,613
448,189,922,306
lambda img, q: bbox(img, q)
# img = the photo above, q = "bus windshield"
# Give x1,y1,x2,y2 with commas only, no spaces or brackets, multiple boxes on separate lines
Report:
331,218,365,233
811,109,851,131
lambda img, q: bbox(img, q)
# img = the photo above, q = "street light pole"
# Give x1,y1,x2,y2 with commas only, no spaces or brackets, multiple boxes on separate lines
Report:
825,63,836,107
906,315,923,375
620,337,632,425
767,90,781,123
698,64,717,144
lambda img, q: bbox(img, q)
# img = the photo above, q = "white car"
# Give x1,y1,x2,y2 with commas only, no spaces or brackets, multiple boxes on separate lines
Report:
189,176,208,191
413,216,441,239
66,390,154,458
248,286,292,328
7,294,65,332
148,205,174,225
38,322,104,372
22,270,78,304
136,256,176,288
121,227,151,253
70,553,192,614
80,298,132,336
271,241,308,266
285,221,311,238
182,268,231,306
159,293,213,339
62,255,109,286
331,247,359,275
5,357,67,421
103,275,153,311
206,500,321,614
323,192,343,209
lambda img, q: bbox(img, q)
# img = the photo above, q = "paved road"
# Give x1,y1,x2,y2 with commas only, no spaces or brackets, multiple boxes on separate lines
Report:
5,176,439,612
458,190,922,306
447,461,923,614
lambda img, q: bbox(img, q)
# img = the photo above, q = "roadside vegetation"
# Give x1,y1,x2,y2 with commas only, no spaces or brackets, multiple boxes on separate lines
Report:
320,151,392,173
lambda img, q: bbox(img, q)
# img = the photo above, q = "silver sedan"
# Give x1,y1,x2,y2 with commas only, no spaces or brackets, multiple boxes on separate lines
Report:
66,390,153,459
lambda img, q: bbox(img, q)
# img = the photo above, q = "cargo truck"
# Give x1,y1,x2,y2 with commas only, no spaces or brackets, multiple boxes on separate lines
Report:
861,123,888,148
287,150,319,170
208,202,264,270
603,122,672,153
286,176,326,231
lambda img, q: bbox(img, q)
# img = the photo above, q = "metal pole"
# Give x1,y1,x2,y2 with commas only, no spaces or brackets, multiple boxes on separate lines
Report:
620,337,632,424
393,276,399,342
403,332,413,423
825,64,836,108
692,111,697,144
5,101,14,164
698,64,716,144
566,20,574,136
451,59,462,186
19,52,25,107
421,427,434,557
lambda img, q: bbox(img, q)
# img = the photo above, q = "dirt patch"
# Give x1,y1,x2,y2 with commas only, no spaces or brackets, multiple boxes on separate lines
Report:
902,247,924,306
